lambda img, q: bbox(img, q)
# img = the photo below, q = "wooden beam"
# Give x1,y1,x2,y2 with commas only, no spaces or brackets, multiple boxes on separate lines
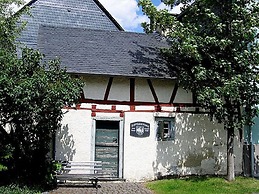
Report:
66,105,210,114
192,90,197,105
104,77,113,101
192,90,200,112
169,82,179,104
130,78,135,103
80,89,85,99
80,98,196,107
147,79,159,104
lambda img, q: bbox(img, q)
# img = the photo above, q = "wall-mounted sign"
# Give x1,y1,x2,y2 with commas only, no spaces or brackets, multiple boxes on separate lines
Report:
130,122,150,138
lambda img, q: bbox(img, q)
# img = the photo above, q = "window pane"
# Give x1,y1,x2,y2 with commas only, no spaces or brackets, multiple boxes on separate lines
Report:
155,118,175,141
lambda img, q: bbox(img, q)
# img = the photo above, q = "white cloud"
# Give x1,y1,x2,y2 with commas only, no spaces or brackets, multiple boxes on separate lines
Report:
99,0,183,31
156,2,183,14
99,0,148,31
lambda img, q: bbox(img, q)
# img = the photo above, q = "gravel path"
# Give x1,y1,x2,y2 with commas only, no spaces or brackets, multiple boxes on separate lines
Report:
45,182,154,194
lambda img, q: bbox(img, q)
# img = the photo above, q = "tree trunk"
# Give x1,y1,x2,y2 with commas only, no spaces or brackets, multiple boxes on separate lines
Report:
0,125,10,143
227,127,235,181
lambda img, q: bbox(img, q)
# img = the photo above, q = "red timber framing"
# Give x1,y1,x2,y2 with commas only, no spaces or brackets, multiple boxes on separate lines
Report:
67,104,209,116
76,77,208,115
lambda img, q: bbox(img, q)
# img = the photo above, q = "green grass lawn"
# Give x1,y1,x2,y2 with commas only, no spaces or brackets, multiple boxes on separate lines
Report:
146,176,259,194
0,184,41,194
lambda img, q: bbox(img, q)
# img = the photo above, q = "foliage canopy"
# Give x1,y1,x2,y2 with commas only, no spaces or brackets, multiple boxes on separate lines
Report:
139,0,259,181
0,0,83,186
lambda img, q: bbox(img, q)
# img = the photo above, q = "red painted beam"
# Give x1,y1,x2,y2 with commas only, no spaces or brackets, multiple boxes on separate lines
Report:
79,98,196,107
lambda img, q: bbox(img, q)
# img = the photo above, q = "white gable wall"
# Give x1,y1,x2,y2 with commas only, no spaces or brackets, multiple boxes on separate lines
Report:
55,75,243,181
82,76,108,100
109,77,130,101
56,107,243,181
174,87,193,103
81,75,189,104
123,112,242,181
55,109,93,161
135,79,154,102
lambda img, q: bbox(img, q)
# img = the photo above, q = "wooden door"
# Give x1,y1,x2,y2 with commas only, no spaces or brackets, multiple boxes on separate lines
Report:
95,120,119,177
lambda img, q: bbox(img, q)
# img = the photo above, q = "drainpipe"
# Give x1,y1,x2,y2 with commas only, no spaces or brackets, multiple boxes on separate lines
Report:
250,125,254,177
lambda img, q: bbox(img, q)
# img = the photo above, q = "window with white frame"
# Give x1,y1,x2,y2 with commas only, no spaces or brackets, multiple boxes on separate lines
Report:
156,117,175,141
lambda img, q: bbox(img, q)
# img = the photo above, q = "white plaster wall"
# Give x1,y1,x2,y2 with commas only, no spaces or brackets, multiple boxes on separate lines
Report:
82,76,108,100
56,105,243,181
152,79,175,103
80,76,194,104
123,112,243,181
56,109,93,161
124,112,157,181
135,79,154,102
154,114,243,176
174,87,193,103
109,77,130,101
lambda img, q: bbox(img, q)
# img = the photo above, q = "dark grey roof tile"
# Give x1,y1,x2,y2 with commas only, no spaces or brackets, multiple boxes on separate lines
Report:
18,0,123,49
38,25,177,79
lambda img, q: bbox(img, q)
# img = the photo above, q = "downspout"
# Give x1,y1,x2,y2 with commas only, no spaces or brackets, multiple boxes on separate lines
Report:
250,125,254,177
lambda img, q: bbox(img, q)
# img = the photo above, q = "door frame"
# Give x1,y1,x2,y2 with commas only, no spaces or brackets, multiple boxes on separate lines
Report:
92,117,124,178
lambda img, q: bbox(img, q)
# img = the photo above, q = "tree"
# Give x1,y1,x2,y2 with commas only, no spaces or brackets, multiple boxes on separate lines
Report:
0,0,26,51
139,0,259,181
0,0,83,186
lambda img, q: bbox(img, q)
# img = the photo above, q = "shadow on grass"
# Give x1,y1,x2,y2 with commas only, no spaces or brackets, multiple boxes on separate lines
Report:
157,174,227,182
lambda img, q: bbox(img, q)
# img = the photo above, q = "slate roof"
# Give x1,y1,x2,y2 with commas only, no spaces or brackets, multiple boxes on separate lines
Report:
38,25,177,79
18,0,123,49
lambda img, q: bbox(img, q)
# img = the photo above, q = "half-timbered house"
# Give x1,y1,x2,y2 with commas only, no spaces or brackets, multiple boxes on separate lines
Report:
19,0,243,181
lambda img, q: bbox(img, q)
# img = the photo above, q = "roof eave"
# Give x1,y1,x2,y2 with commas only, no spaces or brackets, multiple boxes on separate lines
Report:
69,72,177,80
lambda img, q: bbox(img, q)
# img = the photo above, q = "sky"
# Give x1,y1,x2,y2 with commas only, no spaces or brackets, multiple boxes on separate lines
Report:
22,0,182,33
99,0,182,32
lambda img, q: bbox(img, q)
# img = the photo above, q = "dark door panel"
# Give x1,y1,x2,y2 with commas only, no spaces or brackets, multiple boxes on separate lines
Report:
95,146,119,177
95,120,119,178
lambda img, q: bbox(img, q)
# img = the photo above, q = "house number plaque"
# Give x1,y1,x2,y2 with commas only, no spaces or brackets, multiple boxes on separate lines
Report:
130,122,150,138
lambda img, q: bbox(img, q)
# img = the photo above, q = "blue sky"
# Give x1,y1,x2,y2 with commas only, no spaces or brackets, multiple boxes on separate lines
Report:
152,0,165,6
134,0,162,32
